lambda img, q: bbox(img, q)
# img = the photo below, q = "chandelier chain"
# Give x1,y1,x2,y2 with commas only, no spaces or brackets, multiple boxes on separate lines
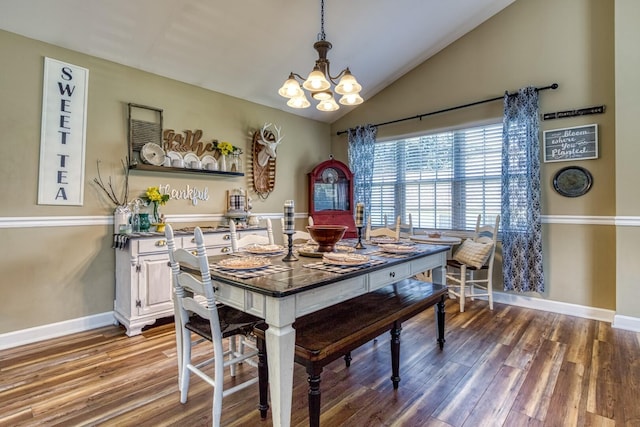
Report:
318,0,326,41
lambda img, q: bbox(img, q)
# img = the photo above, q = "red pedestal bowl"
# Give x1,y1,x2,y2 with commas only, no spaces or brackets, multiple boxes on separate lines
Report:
306,225,348,252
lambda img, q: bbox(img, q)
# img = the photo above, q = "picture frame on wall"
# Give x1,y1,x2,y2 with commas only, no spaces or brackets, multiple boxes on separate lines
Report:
543,124,598,163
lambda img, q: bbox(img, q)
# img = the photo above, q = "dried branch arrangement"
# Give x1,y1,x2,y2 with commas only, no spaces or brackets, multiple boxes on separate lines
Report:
94,158,130,206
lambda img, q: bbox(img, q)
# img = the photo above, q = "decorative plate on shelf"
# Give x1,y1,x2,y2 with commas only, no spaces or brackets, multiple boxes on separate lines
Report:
553,166,593,197
166,151,184,167
217,256,270,270
201,155,218,171
140,143,166,166
183,152,200,168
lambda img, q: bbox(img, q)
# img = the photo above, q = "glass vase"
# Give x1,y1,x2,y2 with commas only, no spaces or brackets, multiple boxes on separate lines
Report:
151,202,161,224
230,153,242,172
139,213,151,232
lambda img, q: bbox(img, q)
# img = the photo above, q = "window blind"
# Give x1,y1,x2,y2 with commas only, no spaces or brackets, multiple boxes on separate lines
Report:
371,123,502,231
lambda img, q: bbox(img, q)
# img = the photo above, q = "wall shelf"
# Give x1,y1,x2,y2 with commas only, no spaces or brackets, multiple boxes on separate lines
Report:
129,163,244,177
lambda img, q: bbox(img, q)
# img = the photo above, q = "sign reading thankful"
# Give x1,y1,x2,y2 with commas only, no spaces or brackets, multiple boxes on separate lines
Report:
38,57,89,205
543,124,598,163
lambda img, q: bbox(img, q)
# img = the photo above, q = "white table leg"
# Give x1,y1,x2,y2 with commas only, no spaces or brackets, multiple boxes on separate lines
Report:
265,296,296,427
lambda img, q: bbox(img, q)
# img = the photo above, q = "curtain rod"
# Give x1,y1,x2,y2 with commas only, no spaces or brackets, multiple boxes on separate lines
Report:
336,83,559,136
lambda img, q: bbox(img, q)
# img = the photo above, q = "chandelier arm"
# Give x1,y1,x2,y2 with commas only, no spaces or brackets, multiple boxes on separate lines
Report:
289,72,307,83
326,66,350,86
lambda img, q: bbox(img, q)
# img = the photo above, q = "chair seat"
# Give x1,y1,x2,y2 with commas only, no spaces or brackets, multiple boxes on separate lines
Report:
185,307,264,341
446,259,488,271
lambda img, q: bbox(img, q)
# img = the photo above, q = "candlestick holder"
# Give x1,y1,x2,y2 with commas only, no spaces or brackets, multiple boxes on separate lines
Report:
282,230,298,262
354,225,365,249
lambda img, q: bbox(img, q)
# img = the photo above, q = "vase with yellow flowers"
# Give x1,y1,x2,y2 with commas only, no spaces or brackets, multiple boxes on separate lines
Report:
214,141,242,172
143,186,170,228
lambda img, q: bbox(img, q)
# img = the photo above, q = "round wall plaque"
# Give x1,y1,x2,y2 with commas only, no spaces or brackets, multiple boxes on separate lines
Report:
552,166,593,197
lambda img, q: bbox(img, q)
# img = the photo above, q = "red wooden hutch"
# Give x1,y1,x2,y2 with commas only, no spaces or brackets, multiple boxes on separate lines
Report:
308,158,357,238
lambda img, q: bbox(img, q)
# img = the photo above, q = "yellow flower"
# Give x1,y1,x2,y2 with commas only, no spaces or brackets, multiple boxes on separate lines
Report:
215,141,241,156
144,186,170,205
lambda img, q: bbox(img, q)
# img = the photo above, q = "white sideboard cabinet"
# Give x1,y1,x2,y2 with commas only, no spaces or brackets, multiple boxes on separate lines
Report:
114,228,267,336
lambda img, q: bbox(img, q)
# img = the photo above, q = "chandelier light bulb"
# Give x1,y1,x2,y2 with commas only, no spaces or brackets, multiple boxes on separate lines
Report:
339,92,363,106
335,70,362,95
303,67,331,92
316,96,339,112
312,90,333,101
287,95,311,109
278,75,304,99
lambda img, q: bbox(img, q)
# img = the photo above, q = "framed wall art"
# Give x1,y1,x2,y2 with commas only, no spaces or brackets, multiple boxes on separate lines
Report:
543,124,598,163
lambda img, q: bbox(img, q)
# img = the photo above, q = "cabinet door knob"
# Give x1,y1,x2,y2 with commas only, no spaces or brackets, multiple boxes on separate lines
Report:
155,240,167,247
221,247,231,253
389,271,396,278
223,234,231,240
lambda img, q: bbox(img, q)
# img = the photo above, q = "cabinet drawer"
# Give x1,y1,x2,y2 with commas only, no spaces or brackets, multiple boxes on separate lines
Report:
369,263,411,291
410,252,446,275
137,237,171,254
182,232,232,249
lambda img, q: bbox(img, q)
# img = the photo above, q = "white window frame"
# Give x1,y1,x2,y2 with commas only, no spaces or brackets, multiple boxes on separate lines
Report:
370,122,503,232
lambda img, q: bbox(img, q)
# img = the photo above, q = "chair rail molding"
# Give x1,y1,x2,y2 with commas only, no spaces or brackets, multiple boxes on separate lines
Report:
0,213,291,228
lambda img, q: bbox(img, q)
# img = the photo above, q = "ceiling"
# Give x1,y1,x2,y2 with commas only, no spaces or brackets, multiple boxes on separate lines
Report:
0,0,515,123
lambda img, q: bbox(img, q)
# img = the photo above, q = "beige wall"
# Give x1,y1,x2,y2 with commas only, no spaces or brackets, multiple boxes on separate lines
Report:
615,0,640,318
0,30,331,333
331,0,619,310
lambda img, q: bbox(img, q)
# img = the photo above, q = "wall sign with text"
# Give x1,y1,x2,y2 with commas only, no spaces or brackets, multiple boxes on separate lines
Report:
38,57,89,205
543,124,598,163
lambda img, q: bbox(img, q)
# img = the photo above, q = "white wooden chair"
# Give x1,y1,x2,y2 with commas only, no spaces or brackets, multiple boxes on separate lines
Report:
397,214,414,238
280,217,313,244
229,218,274,252
446,215,500,312
165,224,267,425
365,216,400,241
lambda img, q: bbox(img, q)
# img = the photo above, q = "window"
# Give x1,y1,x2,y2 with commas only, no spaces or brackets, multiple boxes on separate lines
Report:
370,123,502,231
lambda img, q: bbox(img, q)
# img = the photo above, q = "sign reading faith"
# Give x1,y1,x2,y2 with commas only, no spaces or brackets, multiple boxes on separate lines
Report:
543,124,598,163
38,57,89,205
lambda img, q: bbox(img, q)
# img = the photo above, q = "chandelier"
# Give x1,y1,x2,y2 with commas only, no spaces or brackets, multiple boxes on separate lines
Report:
278,0,363,112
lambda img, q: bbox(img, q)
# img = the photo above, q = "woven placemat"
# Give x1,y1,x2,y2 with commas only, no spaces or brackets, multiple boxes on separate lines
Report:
367,250,415,259
303,259,386,274
210,263,293,279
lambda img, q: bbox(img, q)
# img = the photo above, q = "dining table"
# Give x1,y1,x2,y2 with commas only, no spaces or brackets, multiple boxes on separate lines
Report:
203,241,449,427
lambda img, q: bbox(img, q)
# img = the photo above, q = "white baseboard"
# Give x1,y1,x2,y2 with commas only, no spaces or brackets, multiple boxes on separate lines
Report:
0,312,116,351
612,314,640,332
492,291,616,323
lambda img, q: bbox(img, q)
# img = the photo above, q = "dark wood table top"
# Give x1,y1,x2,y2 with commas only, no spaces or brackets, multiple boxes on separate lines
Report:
204,242,449,298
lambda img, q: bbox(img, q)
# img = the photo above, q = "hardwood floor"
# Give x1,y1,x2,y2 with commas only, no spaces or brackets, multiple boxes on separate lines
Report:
1,300,639,427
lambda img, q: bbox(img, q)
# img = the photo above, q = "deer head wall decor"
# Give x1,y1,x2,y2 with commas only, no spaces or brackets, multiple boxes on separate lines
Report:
251,123,284,199
255,123,283,167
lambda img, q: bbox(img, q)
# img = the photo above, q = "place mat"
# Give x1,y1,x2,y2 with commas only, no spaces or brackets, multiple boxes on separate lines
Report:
367,250,414,259
303,259,386,274
210,263,293,279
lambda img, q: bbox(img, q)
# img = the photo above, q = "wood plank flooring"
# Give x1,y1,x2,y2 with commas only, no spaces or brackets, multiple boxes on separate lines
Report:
1,299,639,426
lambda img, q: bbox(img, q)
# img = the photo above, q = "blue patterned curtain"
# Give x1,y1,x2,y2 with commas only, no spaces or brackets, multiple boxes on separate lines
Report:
347,125,377,221
501,87,545,292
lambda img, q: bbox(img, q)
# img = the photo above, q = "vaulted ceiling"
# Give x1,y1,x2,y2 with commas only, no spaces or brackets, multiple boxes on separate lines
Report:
0,0,515,123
